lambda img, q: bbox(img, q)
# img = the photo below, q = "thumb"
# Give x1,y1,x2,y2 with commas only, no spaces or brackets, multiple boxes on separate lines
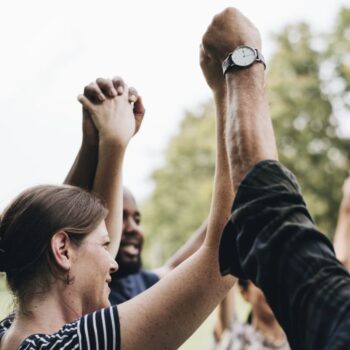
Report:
77,95,96,114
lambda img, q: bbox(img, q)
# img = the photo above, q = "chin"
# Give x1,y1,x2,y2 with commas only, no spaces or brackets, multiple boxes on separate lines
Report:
98,296,111,310
116,255,142,276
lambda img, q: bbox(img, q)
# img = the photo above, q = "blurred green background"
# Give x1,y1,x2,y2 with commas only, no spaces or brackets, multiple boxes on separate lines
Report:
1,6,350,349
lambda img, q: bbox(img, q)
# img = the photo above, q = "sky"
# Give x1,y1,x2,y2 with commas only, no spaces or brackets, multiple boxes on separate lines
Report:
0,0,349,210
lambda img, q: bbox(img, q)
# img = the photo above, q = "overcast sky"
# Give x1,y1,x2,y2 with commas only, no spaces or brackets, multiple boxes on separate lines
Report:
0,0,349,210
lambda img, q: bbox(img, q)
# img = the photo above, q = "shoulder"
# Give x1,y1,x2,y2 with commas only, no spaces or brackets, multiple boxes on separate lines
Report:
0,313,14,339
17,319,81,349
11,307,120,350
78,306,120,350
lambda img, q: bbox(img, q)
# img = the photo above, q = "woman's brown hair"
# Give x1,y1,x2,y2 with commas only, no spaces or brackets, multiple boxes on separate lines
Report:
0,185,108,311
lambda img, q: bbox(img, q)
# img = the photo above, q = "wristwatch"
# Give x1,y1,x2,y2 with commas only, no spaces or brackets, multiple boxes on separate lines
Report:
222,45,266,75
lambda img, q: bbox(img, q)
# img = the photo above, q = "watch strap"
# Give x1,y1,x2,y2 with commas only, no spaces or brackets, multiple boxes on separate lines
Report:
222,47,266,75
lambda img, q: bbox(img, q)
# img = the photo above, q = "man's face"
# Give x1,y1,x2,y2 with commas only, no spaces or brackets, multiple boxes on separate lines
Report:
116,189,145,275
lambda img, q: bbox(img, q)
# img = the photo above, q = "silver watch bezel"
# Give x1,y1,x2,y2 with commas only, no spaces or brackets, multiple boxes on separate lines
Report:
230,45,258,67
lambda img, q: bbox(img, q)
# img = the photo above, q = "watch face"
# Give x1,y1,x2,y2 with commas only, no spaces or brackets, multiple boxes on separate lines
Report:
231,46,257,67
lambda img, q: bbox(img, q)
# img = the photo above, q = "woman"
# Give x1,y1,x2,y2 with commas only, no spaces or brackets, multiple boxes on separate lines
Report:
213,280,290,350
0,54,235,349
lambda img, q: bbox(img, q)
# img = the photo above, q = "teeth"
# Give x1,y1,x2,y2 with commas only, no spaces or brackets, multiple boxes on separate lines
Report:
123,245,139,255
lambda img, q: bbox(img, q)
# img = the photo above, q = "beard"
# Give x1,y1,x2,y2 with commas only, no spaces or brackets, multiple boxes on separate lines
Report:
114,251,143,278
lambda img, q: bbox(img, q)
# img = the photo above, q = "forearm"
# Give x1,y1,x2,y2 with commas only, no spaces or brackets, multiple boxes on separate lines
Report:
205,91,234,248
118,87,234,349
225,65,278,189
333,201,350,270
214,286,236,342
64,141,98,190
92,141,125,257
119,246,234,349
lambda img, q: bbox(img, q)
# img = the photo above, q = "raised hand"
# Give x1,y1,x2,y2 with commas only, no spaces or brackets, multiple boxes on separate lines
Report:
78,77,145,148
202,7,261,63
199,44,226,96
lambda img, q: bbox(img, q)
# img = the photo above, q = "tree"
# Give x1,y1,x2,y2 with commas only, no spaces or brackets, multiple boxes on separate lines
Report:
142,103,216,266
142,8,350,265
268,18,350,235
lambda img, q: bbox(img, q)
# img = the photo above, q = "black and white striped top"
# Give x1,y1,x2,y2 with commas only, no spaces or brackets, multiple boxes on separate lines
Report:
0,306,120,349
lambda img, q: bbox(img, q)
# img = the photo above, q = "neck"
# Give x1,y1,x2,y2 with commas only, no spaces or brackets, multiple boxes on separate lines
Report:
252,314,285,344
1,281,82,350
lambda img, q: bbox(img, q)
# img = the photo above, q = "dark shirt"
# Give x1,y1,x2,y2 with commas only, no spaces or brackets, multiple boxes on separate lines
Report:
109,269,160,305
219,160,350,350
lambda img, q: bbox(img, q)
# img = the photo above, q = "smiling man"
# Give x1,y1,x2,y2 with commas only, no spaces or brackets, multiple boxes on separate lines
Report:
109,187,207,304
108,188,158,304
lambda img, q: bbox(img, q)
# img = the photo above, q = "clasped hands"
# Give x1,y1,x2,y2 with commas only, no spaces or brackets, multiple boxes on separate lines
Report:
78,77,145,149
77,7,261,145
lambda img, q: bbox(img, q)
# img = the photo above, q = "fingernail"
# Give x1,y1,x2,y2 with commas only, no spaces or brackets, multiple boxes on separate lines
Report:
117,86,124,94
99,94,105,101
110,88,117,96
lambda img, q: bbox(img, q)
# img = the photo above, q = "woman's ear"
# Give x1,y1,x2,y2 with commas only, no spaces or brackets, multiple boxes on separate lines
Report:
51,231,72,271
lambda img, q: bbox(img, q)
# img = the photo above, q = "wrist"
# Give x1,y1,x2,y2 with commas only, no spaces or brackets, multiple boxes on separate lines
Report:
82,135,99,147
99,136,128,152
225,64,265,88
212,85,227,98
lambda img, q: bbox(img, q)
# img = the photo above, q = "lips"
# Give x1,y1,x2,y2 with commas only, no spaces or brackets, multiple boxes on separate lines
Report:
121,244,140,256
119,238,141,257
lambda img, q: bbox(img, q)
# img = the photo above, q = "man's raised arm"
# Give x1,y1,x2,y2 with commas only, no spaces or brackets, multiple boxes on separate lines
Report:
202,8,277,189
203,7,350,350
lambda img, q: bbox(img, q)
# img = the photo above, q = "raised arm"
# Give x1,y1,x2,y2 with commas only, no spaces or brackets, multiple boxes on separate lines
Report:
202,8,277,190
64,108,99,190
115,45,235,349
202,7,350,350
65,79,142,192
333,177,350,271
78,78,144,257
214,286,236,342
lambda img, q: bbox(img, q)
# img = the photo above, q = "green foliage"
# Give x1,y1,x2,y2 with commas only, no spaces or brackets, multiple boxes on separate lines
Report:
142,8,350,265
269,16,350,235
142,103,216,266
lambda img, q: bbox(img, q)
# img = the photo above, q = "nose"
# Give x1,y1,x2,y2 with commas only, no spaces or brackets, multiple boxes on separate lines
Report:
124,217,140,234
110,257,118,273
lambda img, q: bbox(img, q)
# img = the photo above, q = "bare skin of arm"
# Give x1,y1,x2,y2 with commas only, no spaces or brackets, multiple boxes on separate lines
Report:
63,108,99,190
200,7,279,343
199,40,237,345
202,8,278,189
65,79,143,190
214,286,236,342
78,78,144,258
114,42,236,349
333,177,350,271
